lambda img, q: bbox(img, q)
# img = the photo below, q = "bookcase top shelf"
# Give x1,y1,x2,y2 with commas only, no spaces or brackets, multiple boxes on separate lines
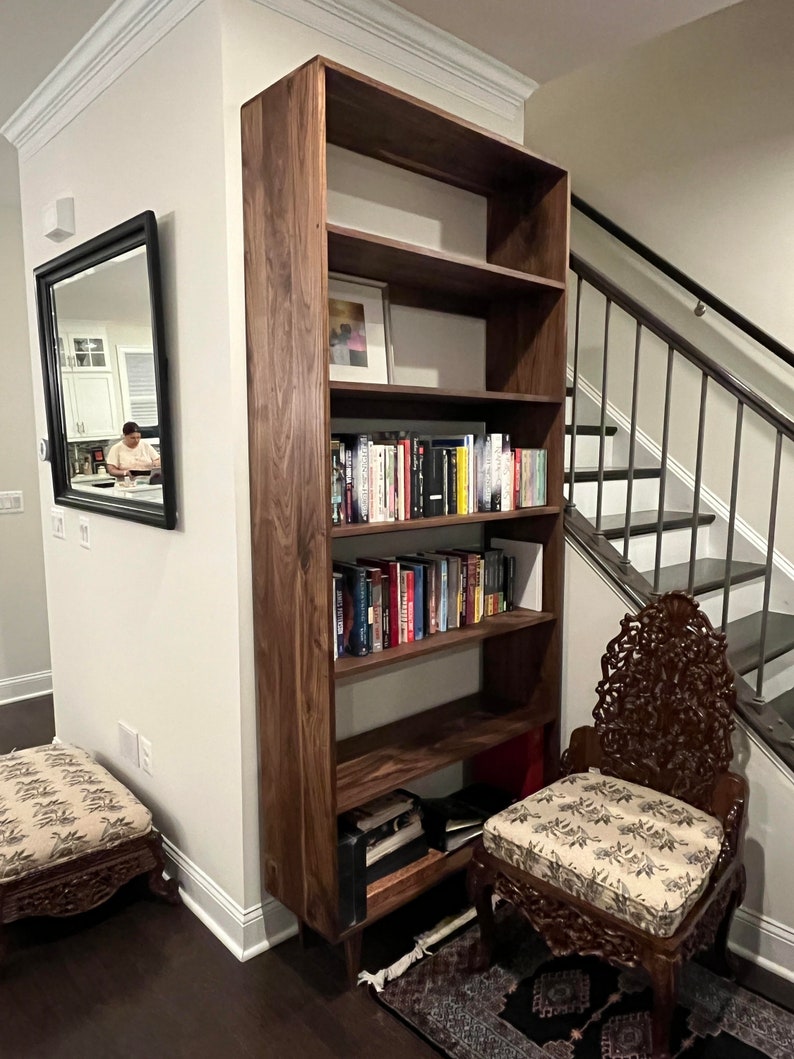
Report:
328,226,565,307
321,58,566,196
336,690,557,813
334,608,555,680
332,506,560,537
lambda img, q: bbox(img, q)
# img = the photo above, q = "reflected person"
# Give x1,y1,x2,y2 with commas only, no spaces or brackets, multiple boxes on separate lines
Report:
106,421,161,479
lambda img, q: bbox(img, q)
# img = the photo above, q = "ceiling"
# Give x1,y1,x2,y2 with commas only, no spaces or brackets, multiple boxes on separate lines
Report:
0,0,743,206
391,0,744,83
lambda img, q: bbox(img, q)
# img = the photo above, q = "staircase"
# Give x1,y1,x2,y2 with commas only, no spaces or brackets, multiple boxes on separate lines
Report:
564,221,794,770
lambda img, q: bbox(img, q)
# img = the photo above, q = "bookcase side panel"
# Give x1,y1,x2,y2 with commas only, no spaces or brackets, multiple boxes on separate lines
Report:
242,64,338,938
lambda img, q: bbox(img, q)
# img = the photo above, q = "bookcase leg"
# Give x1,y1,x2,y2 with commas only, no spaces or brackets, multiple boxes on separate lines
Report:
343,931,363,987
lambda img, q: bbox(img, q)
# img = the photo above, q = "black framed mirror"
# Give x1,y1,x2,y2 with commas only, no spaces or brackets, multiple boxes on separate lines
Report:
35,211,176,529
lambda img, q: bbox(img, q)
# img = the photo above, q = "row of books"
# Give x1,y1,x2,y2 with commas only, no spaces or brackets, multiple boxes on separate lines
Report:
332,538,543,658
331,432,547,525
338,785,515,928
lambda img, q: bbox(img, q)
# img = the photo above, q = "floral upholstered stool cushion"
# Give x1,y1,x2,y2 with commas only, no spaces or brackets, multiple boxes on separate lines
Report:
482,772,724,938
0,743,152,882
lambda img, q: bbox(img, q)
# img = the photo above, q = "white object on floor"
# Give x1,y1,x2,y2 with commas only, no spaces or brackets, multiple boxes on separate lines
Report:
357,904,478,991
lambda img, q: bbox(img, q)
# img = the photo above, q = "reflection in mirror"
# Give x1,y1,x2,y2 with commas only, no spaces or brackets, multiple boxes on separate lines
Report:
35,212,175,529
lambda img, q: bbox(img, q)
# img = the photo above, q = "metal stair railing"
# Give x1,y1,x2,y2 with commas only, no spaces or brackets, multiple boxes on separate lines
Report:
566,233,794,769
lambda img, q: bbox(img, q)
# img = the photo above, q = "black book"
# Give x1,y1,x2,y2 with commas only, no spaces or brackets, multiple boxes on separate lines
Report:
338,819,367,928
421,783,515,852
421,445,445,517
410,435,423,519
332,561,369,657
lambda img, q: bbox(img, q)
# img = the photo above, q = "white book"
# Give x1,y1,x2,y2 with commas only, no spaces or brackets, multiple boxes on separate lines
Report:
490,537,543,611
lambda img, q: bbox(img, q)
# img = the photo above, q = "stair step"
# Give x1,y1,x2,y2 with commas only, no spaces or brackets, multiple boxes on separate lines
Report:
642,558,765,596
724,612,794,675
565,467,661,483
601,510,716,540
565,424,618,436
769,687,794,726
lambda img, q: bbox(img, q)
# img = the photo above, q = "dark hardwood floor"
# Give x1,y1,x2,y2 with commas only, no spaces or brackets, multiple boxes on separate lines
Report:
1,696,791,1055
0,693,56,754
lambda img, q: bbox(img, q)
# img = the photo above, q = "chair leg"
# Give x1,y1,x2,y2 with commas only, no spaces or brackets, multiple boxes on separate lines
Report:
649,954,680,1059
467,854,496,972
145,832,181,905
711,868,746,979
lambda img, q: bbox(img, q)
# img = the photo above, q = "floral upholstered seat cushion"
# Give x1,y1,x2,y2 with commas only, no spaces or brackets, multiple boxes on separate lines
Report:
483,772,724,938
0,743,152,882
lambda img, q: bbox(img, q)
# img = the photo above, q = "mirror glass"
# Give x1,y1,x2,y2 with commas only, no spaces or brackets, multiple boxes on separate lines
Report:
36,212,175,529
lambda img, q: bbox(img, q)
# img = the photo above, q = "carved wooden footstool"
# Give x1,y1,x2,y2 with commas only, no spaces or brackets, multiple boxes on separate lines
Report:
0,743,179,958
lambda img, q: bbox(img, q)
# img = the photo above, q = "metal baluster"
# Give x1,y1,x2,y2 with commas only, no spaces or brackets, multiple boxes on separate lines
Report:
721,402,744,632
653,347,675,594
566,275,583,512
621,321,642,564
595,298,611,533
687,373,709,596
755,431,783,703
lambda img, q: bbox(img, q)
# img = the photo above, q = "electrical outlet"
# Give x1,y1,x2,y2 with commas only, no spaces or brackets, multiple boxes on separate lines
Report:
0,491,23,513
118,722,140,767
79,515,90,549
139,736,153,776
51,506,65,539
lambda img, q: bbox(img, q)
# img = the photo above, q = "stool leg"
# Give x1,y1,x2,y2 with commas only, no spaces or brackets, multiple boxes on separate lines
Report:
650,954,679,1059
145,832,181,905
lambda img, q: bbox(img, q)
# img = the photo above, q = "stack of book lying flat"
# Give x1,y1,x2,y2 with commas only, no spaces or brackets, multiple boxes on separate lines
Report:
338,789,430,927
421,783,516,853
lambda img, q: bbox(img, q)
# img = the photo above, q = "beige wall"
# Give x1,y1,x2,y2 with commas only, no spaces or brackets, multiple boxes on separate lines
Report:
0,203,50,702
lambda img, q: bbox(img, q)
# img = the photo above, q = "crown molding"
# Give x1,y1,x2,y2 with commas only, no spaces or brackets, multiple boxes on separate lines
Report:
1,0,204,161
251,0,537,121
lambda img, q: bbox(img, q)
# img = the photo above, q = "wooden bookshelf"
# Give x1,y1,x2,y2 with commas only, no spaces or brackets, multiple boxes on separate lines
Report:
242,56,569,965
337,690,558,812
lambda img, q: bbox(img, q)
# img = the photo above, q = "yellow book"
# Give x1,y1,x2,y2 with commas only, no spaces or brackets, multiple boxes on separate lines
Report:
456,447,468,514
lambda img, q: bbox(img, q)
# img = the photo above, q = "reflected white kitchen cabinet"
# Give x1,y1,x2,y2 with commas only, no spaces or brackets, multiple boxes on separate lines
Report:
63,372,118,439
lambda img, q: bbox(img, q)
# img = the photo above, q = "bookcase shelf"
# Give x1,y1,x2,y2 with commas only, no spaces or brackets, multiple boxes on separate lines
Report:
328,224,565,304
243,56,568,955
335,608,555,680
338,845,474,940
337,690,557,812
332,506,560,537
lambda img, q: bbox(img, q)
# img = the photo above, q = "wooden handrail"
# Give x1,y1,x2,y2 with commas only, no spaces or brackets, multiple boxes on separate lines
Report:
573,195,794,372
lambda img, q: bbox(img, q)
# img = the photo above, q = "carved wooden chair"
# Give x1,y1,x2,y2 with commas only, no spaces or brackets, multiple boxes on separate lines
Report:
0,743,179,962
468,592,747,1059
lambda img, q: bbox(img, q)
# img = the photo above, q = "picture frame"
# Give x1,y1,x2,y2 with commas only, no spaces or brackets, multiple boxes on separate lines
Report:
328,273,394,384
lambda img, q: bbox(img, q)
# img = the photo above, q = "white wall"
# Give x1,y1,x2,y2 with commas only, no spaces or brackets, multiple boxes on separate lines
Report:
18,0,250,916
0,203,51,703
525,0,794,351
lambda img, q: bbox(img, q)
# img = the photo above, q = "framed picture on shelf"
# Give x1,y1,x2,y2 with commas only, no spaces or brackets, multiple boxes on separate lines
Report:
328,273,393,384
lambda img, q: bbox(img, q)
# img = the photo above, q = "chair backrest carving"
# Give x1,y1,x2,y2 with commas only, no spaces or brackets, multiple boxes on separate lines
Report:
593,592,736,811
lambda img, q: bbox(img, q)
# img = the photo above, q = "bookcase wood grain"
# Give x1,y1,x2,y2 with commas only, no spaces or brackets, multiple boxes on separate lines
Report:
242,56,569,954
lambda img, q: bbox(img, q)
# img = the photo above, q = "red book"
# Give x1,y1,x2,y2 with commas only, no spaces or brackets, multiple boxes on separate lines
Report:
400,567,415,642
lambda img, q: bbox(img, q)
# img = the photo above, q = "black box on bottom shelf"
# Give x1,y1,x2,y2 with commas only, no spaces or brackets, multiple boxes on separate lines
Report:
338,821,367,930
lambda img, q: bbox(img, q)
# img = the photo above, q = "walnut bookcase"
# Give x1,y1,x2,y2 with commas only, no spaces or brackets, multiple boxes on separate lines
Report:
242,57,569,961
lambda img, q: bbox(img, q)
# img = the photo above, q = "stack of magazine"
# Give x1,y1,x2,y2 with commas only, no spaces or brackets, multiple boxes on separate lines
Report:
346,789,428,884
421,784,515,852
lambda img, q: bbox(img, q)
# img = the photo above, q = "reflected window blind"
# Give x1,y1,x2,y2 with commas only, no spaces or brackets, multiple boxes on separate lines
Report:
124,349,157,426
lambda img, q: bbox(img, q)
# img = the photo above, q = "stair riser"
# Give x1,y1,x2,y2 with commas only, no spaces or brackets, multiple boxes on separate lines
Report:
624,525,712,571
740,655,794,704
697,579,767,627
566,434,614,467
566,477,661,519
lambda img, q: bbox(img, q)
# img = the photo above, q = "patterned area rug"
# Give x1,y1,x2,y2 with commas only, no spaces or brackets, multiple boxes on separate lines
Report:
376,913,794,1058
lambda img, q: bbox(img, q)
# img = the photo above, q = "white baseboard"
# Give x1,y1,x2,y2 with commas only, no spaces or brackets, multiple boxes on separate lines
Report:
0,671,53,706
162,837,298,961
730,906,794,984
